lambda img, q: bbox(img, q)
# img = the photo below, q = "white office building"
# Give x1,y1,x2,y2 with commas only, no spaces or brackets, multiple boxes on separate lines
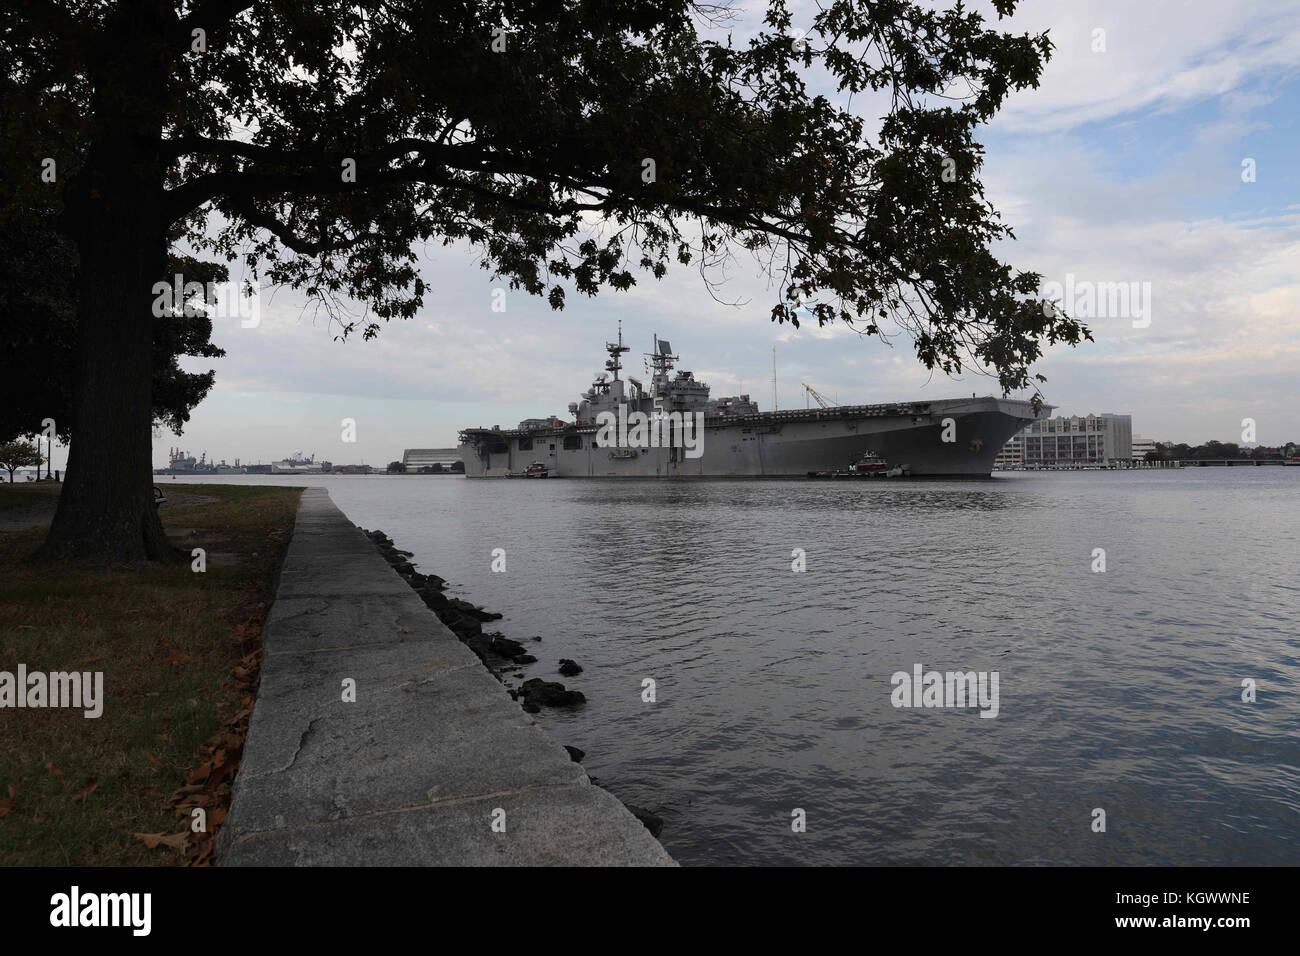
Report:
995,413,1134,468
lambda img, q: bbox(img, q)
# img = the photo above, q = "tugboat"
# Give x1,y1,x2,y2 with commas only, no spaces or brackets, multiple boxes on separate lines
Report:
506,461,551,478
807,450,911,479
849,451,890,474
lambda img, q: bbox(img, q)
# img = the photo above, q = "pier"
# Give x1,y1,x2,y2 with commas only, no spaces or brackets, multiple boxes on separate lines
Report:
215,487,673,866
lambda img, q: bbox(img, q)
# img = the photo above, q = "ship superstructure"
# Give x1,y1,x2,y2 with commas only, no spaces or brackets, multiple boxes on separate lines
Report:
458,329,1049,478
155,448,244,475
271,451,331,474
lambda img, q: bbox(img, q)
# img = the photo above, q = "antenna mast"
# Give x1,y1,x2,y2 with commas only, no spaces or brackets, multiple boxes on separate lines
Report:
604,320,629,381
771,346,778,411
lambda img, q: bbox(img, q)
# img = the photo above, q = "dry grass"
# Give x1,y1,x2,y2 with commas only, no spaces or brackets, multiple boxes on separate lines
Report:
0,483,301,865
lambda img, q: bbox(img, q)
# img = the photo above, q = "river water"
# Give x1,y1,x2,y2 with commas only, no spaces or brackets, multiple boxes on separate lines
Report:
173,469,1300,865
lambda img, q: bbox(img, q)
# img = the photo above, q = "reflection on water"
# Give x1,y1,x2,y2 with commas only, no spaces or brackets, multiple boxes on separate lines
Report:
177,470,1300,865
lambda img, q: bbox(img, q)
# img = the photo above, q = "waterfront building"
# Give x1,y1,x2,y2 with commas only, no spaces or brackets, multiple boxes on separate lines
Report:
994,435,1024,470
1131,435,1158,460
402,448,463,471
995,413,1134,468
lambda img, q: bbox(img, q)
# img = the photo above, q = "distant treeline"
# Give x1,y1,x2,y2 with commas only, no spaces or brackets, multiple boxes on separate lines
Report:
1146,441,1299,461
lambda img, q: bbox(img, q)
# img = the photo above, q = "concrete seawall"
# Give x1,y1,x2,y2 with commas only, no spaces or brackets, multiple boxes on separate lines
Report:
216,487,674,866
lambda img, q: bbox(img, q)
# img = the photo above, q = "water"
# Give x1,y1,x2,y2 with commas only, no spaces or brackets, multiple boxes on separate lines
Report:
174,470,1300,865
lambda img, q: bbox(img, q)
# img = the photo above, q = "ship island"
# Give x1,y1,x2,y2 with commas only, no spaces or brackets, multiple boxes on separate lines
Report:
458,329,1050,478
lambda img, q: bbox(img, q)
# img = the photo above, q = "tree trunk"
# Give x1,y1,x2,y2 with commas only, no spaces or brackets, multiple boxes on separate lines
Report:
38,6,175,564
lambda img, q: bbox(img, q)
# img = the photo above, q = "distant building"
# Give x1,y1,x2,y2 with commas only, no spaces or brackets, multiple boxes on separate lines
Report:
1131,435,1158,460
402,448,463,472
993,436,1024,470
995,413,1134,468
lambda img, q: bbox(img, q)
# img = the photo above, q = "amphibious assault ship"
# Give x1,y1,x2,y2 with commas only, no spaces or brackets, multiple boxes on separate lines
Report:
457,329,1049,478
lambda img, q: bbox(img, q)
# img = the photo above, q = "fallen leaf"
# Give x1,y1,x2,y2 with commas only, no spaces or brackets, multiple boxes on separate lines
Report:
133,832,187,850
71,779,100,803
146,752,165,768
79,654,106,664
45,761,64,777
159,650,191,666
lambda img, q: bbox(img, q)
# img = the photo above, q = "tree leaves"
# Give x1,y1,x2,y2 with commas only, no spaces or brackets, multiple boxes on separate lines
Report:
2,0,1089,405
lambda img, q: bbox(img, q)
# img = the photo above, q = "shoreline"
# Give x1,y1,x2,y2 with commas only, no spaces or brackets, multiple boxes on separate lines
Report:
216,487,673,865
357,525,665,837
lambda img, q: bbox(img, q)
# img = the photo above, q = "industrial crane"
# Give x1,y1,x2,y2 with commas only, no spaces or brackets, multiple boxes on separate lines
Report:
802,382,837,409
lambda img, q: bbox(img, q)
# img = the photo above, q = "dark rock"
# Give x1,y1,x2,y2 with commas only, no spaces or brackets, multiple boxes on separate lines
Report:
446,597,502,622
624,804,664,838
518,678,586,709
438,610,482,640
461,634,491,662
489,636,529,660
532,636,542,642
515,654,537,665
418,587,450,610
521,701,540,714
564,745,585,763
558,658,583,676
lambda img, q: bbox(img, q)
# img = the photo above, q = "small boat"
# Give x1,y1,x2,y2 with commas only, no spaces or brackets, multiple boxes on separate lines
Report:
807,451,910,480
849,451,890,474
513,461,549,478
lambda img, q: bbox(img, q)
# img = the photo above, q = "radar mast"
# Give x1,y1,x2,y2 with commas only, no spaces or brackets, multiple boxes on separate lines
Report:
604,320,629,381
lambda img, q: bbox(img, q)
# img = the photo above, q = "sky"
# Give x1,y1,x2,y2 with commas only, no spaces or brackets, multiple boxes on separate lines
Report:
113,0,1300,470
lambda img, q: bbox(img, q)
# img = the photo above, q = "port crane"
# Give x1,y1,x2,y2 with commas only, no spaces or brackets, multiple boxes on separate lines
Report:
802,382,838,410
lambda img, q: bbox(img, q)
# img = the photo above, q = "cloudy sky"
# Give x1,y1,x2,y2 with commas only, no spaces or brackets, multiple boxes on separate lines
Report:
135,0,1300,469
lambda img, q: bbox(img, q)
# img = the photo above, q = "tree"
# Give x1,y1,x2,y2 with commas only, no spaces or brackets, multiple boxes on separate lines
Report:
4,0,1088,562
0,441,44,482
0,204,227,446
386,461,406,473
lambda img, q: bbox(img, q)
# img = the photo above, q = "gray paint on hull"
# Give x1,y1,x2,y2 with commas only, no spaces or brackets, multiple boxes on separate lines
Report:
460,398,1038,478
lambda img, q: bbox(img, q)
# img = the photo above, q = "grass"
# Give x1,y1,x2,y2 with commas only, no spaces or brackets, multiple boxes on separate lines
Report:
0,481,62,511
0,483,302,865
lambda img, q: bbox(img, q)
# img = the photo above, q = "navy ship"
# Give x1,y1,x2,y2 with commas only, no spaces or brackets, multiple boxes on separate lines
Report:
458,329,1048,478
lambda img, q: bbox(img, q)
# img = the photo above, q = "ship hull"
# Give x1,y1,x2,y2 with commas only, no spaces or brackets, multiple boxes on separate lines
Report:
459,397,1041,479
